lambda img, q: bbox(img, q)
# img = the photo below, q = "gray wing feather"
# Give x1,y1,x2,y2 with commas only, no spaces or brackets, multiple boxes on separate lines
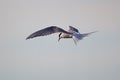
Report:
69,26,79,33
26,26,71,39
82,31,98,37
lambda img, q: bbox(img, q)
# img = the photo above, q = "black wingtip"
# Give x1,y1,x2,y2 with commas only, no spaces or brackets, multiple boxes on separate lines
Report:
26,37,29,40
26,36,31,40
26,33,36,40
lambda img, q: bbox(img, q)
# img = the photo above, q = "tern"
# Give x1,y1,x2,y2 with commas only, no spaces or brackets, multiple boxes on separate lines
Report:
26,26,97,44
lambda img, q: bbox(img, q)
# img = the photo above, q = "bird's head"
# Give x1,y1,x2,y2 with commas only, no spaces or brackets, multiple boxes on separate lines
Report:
58,33,62,41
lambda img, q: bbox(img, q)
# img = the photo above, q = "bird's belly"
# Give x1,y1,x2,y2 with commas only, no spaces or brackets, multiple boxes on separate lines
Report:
61,33,72,38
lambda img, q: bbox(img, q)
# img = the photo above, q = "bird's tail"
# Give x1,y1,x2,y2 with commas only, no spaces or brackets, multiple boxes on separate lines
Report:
72,33,82,45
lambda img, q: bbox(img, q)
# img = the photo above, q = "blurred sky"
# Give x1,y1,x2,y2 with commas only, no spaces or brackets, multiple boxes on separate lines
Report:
0,0,120,80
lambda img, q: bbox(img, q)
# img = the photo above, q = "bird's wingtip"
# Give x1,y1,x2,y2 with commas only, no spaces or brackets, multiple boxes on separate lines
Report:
92,30,99,33
26,37,29,40
26,36,32,40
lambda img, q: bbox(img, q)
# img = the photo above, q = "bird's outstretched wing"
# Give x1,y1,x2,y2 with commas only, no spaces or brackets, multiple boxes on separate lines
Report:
68,26,79,33
82,31,98,37
26,26,71,39
72,31,98,45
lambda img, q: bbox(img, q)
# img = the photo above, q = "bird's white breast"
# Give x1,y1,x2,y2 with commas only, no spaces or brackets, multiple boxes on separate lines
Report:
61,33,72,38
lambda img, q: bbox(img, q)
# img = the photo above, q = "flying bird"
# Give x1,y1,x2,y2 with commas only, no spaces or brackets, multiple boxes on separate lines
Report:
26,26,97,44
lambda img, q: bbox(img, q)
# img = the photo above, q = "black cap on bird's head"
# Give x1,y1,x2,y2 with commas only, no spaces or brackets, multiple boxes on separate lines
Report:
58,33,62,41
